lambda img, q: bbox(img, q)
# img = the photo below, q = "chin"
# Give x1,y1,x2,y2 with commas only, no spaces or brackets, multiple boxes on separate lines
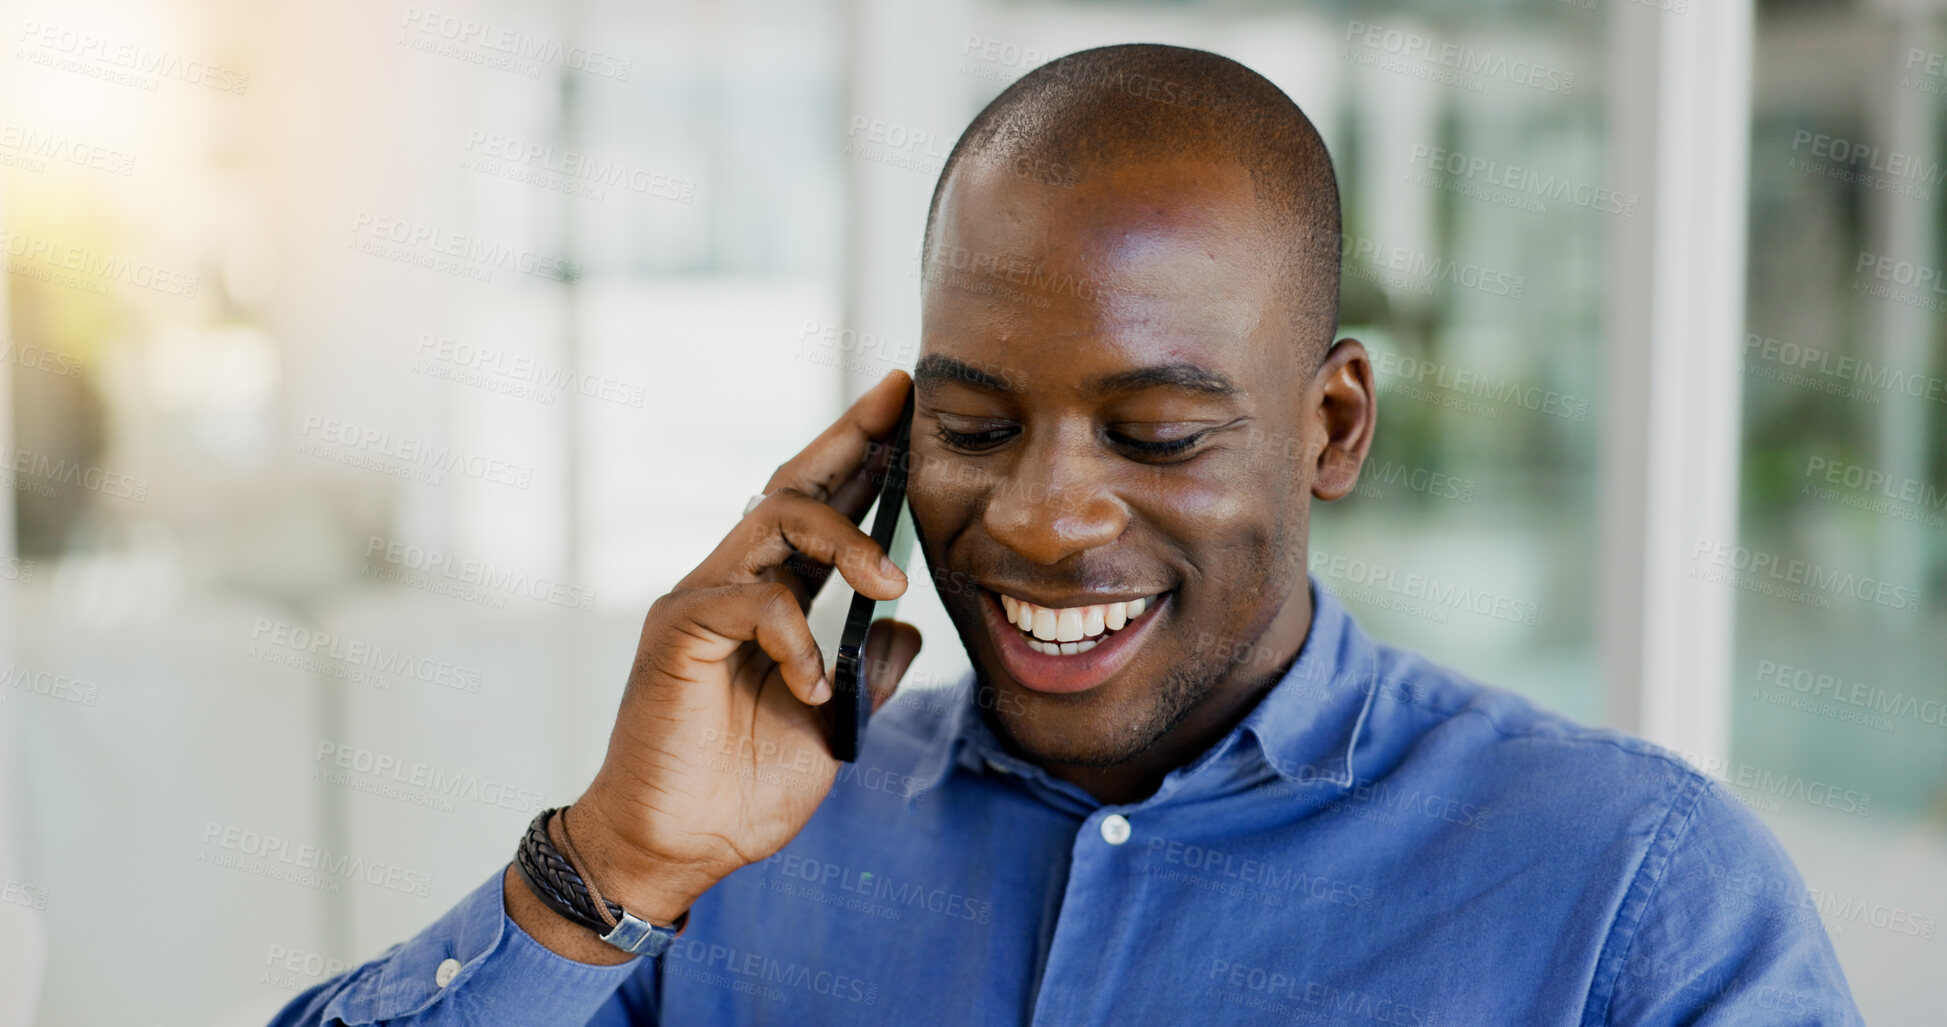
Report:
974,662,1209,769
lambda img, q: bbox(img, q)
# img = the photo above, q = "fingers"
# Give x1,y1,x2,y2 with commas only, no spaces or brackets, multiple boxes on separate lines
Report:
763,370,911,517
659,583,830,705
689,489,908,603
861,619,923,713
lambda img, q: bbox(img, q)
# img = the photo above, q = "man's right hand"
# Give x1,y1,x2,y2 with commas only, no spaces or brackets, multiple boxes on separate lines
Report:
506,370,924,963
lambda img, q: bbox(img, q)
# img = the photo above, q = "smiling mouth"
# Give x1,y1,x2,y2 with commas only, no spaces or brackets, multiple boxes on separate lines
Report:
995,591,1164,656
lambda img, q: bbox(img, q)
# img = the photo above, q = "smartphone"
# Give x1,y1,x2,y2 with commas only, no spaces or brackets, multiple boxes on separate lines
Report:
823,390,917,762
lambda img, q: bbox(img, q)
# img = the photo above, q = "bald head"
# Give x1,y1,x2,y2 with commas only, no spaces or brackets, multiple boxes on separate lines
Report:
923,43,1342,366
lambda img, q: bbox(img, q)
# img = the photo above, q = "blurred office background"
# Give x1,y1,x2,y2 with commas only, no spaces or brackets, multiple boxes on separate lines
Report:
0,0,1939,1023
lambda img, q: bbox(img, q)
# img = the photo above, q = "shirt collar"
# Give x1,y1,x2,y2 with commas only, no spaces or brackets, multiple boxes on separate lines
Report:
908,576,1381,801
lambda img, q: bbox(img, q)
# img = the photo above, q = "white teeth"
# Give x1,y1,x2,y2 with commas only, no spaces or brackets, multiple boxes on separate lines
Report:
1001,591,1161,654
1025,636,1103,656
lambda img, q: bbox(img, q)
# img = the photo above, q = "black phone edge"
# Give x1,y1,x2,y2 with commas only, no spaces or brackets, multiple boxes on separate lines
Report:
826,390,915,762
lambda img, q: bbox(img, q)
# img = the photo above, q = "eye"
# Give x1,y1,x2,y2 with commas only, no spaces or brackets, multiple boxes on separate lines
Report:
1107,428,1209,461
933,423,1017,452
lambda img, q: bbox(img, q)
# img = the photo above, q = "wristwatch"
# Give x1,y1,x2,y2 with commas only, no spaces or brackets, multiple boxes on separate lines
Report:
513,806,689,957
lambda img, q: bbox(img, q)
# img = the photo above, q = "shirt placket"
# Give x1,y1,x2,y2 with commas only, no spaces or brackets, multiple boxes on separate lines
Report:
1026,803,1153,1026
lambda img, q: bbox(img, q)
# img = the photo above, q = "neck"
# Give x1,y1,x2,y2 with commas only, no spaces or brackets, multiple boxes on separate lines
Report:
1042,582,1315,806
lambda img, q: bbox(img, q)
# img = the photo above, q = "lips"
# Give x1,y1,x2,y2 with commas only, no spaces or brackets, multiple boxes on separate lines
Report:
979,587,1171,694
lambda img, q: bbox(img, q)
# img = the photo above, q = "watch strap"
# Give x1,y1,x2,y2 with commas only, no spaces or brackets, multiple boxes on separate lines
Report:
514,807,687,956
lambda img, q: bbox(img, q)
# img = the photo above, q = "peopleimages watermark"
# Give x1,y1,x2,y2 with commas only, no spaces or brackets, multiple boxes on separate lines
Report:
957,34,1048,83
914,241,1146,309
1143,836,1379,912
346,211,578,285
1853,250,1947,312
1742,332,1947,406
314,741,545,815
793,320,917,381
1368,349,1588,421
1309,548,1540,626
0,123,135,176
1343,20,1575,96
397,7,632,80
1753,659,1945,733
1351,459,1477,505
1707,860,1936,943
760,852,994,925
1206,956,1435,1025
0,556,37,584
410,332,647,409
362,535,596,612
1906,48,1947,96
249,617,482,694
1675,752,1873,818
12,20,249,94
263,944,348,994
1234,425,1486,504
0,339,86,380
0,661,101,707
1687,538,1921,614
297,413,535,490
1,229,199,298
1,876,49,911
1333,232,1527,301
197,821,434,897
663,938,879,1006
844,115,948,177
1800,455,1946,528
689,727,931,802
461,130,693,204
0,445,148,502
1407,144,1638,218
1788,130,1944,201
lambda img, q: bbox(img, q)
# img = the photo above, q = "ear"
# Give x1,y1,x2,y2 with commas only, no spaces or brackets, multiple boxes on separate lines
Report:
1309,338,1377,501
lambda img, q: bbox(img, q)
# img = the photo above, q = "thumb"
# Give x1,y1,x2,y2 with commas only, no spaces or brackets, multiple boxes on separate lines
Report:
862,619,923,713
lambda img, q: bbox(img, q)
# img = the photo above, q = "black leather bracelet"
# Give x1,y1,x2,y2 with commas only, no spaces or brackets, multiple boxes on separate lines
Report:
513,807,687,956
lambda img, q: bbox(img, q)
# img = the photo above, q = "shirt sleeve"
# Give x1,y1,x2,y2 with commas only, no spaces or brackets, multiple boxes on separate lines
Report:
1589,779,1864,1026
267,866,650,1026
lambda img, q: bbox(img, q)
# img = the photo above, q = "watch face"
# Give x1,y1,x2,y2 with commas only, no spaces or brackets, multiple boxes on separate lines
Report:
823,392,914,762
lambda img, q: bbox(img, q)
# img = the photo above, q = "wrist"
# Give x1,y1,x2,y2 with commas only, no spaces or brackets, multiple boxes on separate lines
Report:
564,800,725,925
503,863,638,966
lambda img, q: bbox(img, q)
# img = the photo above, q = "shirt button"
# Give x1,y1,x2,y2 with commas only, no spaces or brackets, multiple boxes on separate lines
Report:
1099,814,1131,845
435,957,462,988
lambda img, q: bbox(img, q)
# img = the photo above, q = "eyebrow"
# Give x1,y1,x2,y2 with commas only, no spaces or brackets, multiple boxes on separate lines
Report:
914,355,1238,399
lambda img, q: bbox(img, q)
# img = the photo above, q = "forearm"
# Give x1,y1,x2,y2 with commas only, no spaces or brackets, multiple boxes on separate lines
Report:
268,867,645,1026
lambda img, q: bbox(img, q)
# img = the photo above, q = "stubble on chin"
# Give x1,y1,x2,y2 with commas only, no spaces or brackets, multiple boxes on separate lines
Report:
973,662,1215,768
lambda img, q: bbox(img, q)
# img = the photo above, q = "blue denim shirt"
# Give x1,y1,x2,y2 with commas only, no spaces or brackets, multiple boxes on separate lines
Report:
272,580,1862,1025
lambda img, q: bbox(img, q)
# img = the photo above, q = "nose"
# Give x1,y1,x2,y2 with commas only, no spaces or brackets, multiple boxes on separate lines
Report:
982,427,1127,565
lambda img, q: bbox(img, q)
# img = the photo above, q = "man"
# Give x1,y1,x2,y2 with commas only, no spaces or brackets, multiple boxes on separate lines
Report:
275,45,1860,1025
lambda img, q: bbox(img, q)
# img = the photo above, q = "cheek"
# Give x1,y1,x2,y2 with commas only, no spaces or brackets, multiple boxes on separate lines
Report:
1134,462,1277,540
904,450,986,586
906,448,981,521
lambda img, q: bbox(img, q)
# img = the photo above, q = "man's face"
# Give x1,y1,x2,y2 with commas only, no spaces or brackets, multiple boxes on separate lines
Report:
909,153,1324,767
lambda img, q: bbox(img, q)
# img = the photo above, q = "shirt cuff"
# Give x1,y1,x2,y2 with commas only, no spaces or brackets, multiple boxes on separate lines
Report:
327,866,643,1025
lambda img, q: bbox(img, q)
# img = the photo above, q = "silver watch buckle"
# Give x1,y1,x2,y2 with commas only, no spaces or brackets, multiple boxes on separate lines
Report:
600,909,678,956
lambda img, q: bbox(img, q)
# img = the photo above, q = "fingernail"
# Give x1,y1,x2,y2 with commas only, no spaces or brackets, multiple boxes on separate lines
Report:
879,555,905,579
811,675,832,704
